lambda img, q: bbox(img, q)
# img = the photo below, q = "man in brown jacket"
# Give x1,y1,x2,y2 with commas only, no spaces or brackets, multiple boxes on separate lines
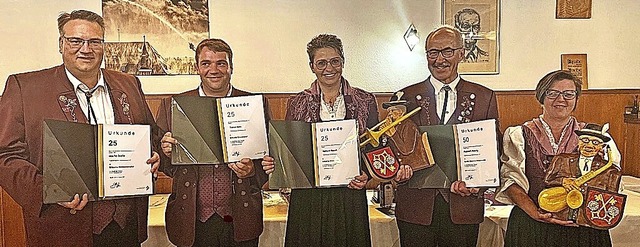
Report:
156,38,268,246
0,10,160,246
392,26,500,247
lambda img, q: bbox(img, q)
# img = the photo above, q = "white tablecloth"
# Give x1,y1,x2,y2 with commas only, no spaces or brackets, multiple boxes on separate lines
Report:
144,178,640,247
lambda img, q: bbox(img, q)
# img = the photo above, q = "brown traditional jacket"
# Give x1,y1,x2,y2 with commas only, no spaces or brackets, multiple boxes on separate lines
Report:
545,153,621,193
543,152,622,222
394,77,500,225
0,65,158,246
386,119,430,170
156,88,269,245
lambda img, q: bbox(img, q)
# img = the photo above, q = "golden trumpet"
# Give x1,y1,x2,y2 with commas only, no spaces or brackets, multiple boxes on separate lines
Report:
360,107,421,147
538,149,614,212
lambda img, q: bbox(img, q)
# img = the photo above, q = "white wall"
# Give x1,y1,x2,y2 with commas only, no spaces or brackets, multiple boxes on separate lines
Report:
1,0,639,95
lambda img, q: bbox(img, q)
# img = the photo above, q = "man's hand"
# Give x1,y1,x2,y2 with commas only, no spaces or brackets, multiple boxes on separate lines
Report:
262,155,275,174
348,173,368,190
394,165,413,183
229,158,255,178
160,132,176,157
450,181,480,196
148,151,160,178
58,194,89,215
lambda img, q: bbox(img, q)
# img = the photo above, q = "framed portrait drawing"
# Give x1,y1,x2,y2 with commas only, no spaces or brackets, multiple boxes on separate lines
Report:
442,0,500,74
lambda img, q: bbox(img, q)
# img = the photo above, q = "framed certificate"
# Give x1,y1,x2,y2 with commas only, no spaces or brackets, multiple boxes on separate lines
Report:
561,54,588,90
170,95,269,165
407,119,499,188
42,120,153,203
268,119,360,189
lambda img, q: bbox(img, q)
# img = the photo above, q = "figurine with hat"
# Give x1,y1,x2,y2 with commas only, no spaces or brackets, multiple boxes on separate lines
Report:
361,91,431,182
539,123,626,229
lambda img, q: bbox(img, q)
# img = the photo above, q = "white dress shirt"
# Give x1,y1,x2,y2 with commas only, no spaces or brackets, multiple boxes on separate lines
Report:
578,156,595,176
198,85,233,97
430,76,460,124
66,68,114,125
319,86,346,121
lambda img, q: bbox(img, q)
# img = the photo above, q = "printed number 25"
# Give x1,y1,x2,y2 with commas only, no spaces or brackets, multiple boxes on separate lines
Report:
108,140,118,146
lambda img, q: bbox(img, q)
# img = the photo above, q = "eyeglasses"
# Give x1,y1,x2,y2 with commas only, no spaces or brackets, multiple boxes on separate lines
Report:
314,57,342,70
426,47,462,59
545,89,577,100
63,36,104,49
199,60,229,69
579,137,603,145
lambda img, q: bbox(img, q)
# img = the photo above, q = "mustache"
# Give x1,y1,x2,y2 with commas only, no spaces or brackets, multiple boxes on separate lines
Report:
432,62,451,67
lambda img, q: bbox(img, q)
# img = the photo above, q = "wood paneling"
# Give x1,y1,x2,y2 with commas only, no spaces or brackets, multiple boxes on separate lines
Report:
623,121,640,177
0,187,25,247
2,90,640,246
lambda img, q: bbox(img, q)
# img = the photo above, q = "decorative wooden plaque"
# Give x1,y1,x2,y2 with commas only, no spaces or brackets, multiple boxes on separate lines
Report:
561,54,588,90
556,0,592,19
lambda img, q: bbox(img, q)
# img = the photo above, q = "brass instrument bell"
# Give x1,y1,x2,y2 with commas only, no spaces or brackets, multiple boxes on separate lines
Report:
359,107,421,147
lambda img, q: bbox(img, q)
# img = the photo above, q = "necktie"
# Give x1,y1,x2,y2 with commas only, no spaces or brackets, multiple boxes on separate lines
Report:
78,84,98,124
583,159,590,172
440,85,451,124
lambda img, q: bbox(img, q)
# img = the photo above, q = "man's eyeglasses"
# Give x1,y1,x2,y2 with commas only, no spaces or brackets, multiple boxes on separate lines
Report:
63,36,104,49
314,57,342,70
545,89,577,100
426,47,462,59
579,137,603,146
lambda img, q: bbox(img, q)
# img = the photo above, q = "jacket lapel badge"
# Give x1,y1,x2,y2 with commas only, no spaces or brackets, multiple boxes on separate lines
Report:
414,93,431,125
111,90,133,124
457,93,476,123
57,93,80,122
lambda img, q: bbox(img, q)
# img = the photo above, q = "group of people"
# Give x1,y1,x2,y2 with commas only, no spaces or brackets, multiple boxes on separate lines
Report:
0,9,620,247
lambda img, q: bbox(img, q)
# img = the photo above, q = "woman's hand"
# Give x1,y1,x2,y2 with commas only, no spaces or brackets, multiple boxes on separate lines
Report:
526,208,578,227
506,184,577,227
348,173,368,190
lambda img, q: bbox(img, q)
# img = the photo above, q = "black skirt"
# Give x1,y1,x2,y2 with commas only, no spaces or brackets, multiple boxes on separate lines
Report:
504,206,611,247
284,187,371,247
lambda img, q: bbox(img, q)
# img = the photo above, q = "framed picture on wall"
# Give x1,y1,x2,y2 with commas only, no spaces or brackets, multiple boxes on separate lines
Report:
556,0,592,19
102,0,210,76
442,0,500,74
561,54,588,90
